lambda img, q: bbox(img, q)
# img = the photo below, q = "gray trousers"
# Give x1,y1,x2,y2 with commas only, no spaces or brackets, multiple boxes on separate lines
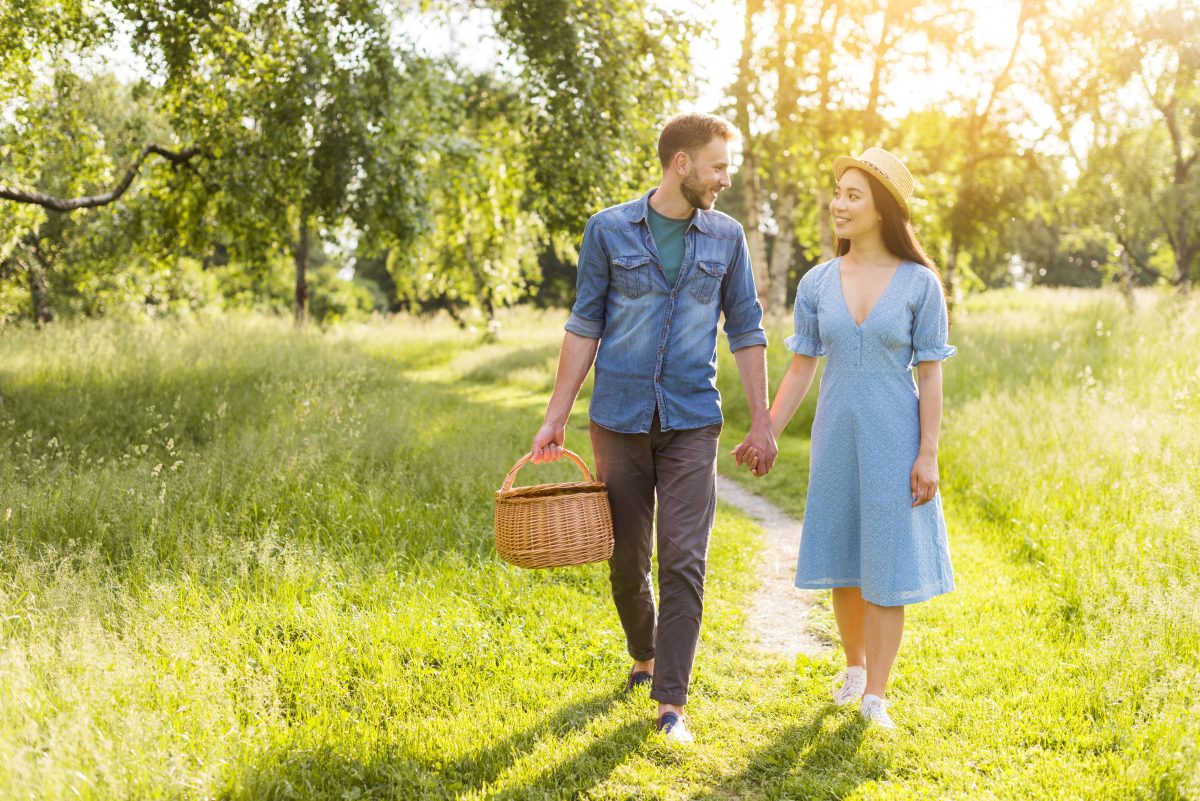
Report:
589,413,721,705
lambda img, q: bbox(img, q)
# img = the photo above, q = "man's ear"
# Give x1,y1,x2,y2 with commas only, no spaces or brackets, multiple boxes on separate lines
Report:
672,150,690,177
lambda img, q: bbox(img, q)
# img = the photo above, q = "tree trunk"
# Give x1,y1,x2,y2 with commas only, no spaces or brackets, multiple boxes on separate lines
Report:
817,188,834,263
1118,249,1135,311
464,229,498,330
22,255,53,326
741,153,769,303
1174,177,1193,292
767,185,798,320
945,230,960,314
734,0,769,303
863,0,894,144
1176,243,1196,292
813,2,840,267
294,219,309,326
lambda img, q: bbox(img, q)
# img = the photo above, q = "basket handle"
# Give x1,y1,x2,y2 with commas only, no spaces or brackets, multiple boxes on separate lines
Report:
501,448,594,492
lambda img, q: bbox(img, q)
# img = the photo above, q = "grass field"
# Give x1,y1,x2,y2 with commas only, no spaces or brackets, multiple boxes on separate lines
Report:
0,289,1196,799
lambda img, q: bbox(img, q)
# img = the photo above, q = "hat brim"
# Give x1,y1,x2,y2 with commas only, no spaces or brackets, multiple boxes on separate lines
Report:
834,156,911,220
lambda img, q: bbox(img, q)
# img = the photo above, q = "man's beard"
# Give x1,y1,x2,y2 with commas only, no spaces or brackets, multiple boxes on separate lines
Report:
681,169,715,210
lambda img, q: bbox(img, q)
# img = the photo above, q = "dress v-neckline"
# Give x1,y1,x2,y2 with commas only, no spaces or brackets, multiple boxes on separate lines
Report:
835,256,904,329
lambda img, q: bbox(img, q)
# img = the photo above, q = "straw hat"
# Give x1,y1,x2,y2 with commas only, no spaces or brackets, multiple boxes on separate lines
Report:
833,147,914,219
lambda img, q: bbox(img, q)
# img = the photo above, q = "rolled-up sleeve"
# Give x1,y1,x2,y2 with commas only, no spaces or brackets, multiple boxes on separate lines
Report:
721,231,768,352
564,216,607,340
912,268,957,363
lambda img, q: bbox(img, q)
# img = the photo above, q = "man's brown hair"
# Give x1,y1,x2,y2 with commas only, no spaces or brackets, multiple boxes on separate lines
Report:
656,112,739,169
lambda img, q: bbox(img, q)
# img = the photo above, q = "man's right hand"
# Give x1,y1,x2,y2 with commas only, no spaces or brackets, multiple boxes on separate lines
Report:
530,422,566,463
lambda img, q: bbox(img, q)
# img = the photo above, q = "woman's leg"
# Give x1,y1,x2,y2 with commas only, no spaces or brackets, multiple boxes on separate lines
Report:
831,587,867,667
863,602,905,697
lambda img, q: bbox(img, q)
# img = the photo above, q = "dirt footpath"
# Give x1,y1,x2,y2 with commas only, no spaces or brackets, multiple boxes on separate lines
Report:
717,475,829,659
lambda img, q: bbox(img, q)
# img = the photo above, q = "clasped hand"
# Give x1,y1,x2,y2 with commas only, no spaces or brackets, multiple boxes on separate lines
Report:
729,423,778,477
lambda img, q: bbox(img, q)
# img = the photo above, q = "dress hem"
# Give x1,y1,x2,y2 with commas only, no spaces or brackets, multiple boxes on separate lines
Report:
793,577,955,607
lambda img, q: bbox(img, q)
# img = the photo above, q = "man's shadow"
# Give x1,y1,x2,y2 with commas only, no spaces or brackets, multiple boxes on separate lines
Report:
483,717,649,800
221,688,643,799
449,687,629,791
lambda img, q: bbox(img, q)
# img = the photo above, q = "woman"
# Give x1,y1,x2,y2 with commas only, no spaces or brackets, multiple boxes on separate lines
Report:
742,147,956,729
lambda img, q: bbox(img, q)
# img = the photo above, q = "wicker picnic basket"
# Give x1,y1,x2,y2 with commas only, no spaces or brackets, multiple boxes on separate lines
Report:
494,449,614,569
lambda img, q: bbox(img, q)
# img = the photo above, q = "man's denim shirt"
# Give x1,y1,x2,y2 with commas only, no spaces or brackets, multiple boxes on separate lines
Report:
565,189,768,434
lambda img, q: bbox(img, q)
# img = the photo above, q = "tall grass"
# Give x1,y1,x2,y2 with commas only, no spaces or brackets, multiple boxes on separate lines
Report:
942,290,1199,797
719,287,1199,799
0,291,1196,799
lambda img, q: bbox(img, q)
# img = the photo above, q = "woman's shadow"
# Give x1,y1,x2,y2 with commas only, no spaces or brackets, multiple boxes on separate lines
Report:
690,704,883,800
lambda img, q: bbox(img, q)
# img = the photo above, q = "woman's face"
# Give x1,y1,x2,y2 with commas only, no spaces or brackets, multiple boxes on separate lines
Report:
829,168,881,241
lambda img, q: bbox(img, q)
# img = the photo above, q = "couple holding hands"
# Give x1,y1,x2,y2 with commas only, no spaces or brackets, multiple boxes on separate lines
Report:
529,112,956,742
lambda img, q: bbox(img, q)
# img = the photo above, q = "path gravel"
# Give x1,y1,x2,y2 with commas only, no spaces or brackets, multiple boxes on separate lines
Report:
717,475,829,659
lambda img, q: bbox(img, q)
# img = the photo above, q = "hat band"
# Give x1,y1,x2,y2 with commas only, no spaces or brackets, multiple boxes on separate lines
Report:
859,158,899,194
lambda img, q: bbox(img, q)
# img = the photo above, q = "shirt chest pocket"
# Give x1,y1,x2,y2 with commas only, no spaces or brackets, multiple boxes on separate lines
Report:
690,260,727,304
611,255,653,299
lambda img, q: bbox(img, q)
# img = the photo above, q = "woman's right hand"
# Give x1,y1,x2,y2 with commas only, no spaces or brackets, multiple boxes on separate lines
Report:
729,443,764,475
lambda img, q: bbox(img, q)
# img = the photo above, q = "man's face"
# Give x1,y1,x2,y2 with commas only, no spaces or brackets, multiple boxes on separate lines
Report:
679,137,733,211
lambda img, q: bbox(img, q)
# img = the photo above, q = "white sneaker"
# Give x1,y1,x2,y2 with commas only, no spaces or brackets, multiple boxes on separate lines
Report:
656,712,694,744
859,694,896,729
831,666,867,706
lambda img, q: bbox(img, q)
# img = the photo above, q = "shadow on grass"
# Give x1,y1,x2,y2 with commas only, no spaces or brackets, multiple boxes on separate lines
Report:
221,689,637,800
450,688,622,787
461,343,560,385
487,718,647,800
690,705,879,800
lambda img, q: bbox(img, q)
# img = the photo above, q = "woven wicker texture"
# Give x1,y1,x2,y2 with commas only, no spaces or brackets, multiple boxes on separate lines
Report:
494,449,614,569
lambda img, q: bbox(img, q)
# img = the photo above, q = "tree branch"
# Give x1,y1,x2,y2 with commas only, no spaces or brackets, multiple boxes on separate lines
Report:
0,144,201,212
1154,204,1179,252
1114,230,1162,281
977,0,1032,123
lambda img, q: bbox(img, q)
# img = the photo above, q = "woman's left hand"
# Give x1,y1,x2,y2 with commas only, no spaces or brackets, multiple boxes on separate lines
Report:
910,452,939,507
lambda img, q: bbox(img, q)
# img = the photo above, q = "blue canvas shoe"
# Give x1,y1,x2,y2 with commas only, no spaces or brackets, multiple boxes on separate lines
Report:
624,669,653,692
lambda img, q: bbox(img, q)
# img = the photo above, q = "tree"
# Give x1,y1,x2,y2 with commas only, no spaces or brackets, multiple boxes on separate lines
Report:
111,0,424,325
732,0,851,316
490,0,694,240
729,0,973,316
1036,0,1200,290
0,69,194,323
373,0,694,322
386,69,543,324
731,0,769,301
919,0,1044,301
0,3,199,324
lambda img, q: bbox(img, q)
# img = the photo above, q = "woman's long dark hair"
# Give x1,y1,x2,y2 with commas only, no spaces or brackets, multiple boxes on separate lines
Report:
836,169,944,292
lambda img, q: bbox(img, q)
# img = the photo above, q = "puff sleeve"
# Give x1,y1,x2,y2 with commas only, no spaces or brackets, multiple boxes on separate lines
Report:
912,268,957,363
784,269,826,357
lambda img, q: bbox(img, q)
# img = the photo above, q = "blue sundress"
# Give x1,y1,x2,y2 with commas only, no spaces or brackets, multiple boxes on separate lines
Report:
785,257,956,606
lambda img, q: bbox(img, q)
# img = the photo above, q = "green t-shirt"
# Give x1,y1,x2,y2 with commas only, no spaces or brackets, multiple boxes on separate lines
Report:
646,204,692,287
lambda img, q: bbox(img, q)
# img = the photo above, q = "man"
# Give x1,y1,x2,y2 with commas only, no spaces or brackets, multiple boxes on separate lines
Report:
529,112,777,743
